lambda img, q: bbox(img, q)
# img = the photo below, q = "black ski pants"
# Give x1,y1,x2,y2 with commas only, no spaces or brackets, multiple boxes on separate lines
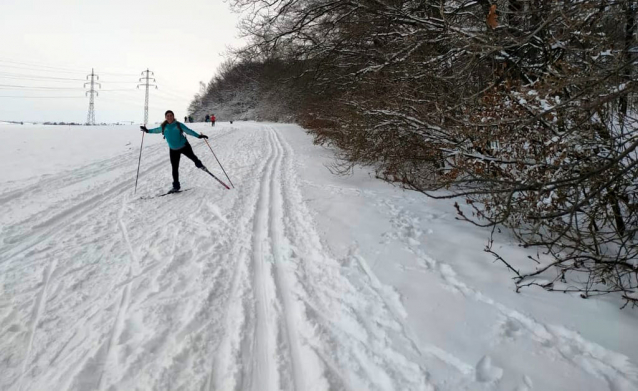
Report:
170,142,203,185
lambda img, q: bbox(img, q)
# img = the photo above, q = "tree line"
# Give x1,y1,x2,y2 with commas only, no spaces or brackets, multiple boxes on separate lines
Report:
191,0,638,307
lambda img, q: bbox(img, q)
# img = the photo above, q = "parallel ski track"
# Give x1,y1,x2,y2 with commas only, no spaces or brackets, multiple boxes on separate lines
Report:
2,126,236,391
207,126,277,391
16,260,56,391
0,127,236,266
92,125,261,390
4,124,433,391
0,143,166,205
268,127,305,390
96,197,142,390
249,127,280,391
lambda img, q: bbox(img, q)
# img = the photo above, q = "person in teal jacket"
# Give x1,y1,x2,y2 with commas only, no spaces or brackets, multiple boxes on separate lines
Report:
140,110,209,192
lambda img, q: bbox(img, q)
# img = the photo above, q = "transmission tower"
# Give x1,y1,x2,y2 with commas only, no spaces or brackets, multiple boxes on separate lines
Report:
84,68,100,125
138,69,157,125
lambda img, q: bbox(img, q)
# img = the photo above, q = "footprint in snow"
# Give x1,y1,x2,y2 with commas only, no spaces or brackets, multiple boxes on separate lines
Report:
501,317,523,340
475,355,503,383
514,375,533,391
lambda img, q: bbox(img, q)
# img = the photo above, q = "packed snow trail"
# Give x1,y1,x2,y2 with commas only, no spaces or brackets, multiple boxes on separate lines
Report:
1,122,637,391
0,123,429,390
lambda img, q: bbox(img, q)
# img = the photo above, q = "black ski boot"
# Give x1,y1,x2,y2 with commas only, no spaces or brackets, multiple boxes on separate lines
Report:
168,181,181,194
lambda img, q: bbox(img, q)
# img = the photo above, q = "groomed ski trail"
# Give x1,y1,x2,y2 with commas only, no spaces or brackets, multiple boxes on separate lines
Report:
0,122,463,391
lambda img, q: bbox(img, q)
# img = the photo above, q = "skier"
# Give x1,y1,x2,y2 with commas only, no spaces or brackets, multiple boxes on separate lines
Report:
140,110,209,193
184,116,188,123
210,114,216,127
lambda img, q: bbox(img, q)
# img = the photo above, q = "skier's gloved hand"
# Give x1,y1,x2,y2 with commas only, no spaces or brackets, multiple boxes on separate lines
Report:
140,125,148,132
199,134,209,139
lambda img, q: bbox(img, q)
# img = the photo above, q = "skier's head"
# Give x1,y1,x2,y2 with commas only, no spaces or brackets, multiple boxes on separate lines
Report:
165,110,175,123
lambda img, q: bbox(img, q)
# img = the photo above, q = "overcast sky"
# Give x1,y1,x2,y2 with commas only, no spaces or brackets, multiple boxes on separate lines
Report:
0,0,243,124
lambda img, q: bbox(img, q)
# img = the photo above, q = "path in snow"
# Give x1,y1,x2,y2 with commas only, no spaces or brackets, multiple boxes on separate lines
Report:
0,123,429,390
1,122,637,391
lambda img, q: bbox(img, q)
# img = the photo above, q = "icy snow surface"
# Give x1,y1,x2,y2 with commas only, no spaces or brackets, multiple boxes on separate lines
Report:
0,122,637,391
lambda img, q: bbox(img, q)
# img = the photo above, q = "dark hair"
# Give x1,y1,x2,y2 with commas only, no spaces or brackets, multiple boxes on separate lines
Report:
165,110,174,117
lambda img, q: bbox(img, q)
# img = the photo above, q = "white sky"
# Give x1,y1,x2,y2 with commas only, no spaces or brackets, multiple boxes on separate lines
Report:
0,0,244,124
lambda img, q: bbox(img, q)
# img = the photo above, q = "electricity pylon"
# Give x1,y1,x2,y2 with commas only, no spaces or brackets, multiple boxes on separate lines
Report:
138,69,157,125
85,68,100,125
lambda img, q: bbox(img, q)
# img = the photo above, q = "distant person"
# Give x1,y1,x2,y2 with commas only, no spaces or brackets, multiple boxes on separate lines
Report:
188,115,193,123
210,114,216,127
140,110,209,193
204,115,209,122
184,116,188,123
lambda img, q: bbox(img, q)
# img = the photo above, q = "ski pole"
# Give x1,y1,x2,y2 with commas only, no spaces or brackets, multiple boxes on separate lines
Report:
203,138,234,188
134,131,145,194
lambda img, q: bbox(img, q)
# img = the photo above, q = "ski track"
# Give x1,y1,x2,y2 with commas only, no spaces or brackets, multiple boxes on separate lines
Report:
95,196,142,390
0,147,168,266
268,127,305,391
3,122,634,391
16,259,56,391
208,134,273,390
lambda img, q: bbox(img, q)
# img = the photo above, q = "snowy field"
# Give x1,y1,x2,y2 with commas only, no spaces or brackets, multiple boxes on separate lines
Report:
0,122,637,391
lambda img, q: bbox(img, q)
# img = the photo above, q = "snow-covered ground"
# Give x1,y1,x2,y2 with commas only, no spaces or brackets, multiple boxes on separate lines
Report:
0,122,636,391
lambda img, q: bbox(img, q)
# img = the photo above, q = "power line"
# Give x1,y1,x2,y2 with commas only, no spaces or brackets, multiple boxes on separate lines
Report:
0,63,86,75
0,95,84,99
0,84,86,90
0,76,84,84
104,90,178,108
154,88,194,103
0,71,86,81
85,69,100,125
0,57,87,73
0,58,142,78
101,71,142,76
101,95,167,111
154,80,195,99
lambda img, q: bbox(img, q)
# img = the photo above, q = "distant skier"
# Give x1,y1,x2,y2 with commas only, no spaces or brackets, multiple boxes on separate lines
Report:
188,115,193,123
210,114,216,127
184,116,188,123
140,110,209,193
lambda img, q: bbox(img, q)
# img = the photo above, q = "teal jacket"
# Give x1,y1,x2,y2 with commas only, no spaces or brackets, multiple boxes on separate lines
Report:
148,122,201,150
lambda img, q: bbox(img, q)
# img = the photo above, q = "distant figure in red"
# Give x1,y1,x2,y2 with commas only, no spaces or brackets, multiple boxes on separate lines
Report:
210,114,216,127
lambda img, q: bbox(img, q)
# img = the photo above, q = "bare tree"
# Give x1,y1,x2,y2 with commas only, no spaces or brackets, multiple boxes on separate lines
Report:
226,0,638,306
